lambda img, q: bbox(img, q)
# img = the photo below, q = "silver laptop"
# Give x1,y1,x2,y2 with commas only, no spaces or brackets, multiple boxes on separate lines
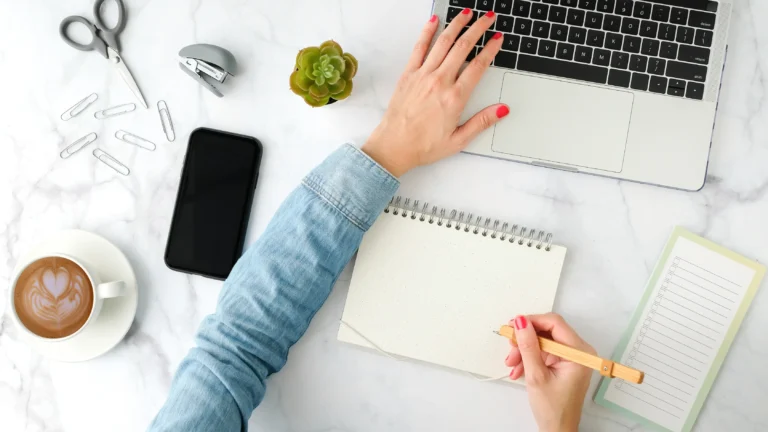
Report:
433,0,730,191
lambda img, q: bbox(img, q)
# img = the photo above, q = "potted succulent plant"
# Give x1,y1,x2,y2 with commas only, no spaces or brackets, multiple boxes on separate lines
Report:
290,40,358,107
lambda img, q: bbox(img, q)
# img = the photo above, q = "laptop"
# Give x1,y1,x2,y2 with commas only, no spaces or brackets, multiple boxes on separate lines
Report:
432,0,729,191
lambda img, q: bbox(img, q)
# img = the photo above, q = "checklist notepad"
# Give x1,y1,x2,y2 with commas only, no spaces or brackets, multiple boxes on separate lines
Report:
338,197,567,380
595,227,766,432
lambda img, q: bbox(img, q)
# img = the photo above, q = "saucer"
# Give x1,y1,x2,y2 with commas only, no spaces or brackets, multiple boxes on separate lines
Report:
13,230,139,362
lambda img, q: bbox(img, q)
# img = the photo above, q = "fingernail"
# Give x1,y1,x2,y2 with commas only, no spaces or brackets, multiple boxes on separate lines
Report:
496,105,510,119
462,8,471,15
429,14,438,23
505,354,510,362
514,315,528,330
493,32,503,40
509,367,515,377
486,11,496,19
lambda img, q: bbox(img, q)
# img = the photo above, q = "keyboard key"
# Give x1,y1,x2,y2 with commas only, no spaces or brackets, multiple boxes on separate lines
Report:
631,72,650,90
515,18,533,35
586,12,603,28
649,75,667,93
539,39,557,56
695,29,713,47
621,17,640,35
686,81,705,100
689,10,716,30
641,38,660,56
678,44,710,65
517,53,609,83
640,20,658,37
603,14,622,31
533,21,551,37
467,47,478,62
549,6,567,23
660,41,678,59
531,3,550,20
521,37,539,53
497,14,515,32
503,34,521,51
543,0,559,3
667,60,707,82
477,0,495,11
450,0,476,6
659,23,676,41
593,48,611,65
495,50,518,68
611,51,629,69
496,0,514,15
668,78,686,89
597,0,615,13
587,29,606,47
578,0,597,10
633,1,651,19
562,0,578,7
569,27,587,44
608,69,631,87
556,42,576,60
513,0,532,17
551,24,569,40
605,32,623,50
670,7,687,25
616,0,633,16
648,58,666,75
629,54,648,71
447,7,463,23
575,45,593,62
484,30,497,45
651,4,670,22
623,35,641,53
567,9,586,26
668,84,685,97
676,26,694,44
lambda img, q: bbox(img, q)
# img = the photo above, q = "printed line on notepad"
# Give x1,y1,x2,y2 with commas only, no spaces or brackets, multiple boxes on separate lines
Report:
616,388,682,418
634,360,695,388
649,319,715,347
676,257,742,287
673,275,737,301
667,281,733,309
663,289,730,317
645,330,710,356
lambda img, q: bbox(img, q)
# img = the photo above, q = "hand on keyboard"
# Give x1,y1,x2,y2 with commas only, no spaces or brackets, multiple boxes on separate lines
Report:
362,10,510,177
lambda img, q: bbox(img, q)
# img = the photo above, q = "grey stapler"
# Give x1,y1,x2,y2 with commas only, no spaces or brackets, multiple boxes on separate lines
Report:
179,44,238,97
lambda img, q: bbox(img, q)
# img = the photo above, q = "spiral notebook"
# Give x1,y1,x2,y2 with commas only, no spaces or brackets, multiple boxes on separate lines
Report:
338,197,567,380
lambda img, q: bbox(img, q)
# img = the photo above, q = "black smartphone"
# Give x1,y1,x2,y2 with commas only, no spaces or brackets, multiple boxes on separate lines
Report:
165,127,263,280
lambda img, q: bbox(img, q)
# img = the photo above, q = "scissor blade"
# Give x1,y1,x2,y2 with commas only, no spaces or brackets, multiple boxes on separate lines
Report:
108,48,148,109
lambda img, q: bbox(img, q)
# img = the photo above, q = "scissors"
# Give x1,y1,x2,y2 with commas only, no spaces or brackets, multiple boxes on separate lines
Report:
59,0,148,109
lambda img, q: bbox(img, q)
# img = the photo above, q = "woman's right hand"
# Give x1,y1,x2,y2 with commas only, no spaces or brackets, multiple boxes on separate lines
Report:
505,314,595,432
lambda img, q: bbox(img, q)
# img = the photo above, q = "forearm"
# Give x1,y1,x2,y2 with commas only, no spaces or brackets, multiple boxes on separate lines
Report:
149,145,399,431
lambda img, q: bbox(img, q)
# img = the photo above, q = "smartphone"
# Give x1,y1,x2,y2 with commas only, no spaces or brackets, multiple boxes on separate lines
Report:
165,127,263,280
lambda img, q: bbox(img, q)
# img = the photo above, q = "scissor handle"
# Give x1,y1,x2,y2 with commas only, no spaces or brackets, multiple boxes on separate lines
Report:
59,16,109,58
93,0,126,52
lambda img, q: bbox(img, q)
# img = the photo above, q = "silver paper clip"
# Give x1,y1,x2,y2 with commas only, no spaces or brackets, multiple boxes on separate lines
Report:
61,93,98,121
115,130,156,151
92,149,131,176
157,100,176,142
94,103,136,119
60,133,98,159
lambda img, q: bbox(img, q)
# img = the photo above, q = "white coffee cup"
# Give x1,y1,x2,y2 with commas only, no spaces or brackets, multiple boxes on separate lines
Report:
9,253,127,342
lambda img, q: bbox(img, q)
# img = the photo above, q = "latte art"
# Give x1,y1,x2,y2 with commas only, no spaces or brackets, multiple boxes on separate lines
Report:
13,257,94,339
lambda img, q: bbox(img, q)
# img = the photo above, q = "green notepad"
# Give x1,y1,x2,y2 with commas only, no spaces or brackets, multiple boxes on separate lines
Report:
594,227,765,432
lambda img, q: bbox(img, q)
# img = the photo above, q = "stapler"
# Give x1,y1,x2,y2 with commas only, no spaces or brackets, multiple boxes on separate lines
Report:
179,44,238,97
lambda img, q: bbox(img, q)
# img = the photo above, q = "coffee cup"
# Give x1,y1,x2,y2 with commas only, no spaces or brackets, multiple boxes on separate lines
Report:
9,253,127,342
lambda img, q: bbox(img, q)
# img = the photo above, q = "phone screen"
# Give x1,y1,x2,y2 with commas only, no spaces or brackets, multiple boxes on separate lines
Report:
165,128,262,279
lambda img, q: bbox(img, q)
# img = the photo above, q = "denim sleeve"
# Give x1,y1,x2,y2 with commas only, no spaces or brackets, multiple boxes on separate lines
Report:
148,144,399,431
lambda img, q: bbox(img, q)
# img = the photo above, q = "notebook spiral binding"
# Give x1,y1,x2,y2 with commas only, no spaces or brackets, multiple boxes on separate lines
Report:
383,196,554,252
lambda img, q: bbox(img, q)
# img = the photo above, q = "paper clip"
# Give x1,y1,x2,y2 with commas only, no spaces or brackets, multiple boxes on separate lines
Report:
92,149,131,176
94,103,136,119
61,93,98,121
60,133,98,159
157,100,176,142
115,130,156,151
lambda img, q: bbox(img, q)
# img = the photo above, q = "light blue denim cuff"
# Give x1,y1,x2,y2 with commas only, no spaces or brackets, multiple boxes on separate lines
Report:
302,144,400,231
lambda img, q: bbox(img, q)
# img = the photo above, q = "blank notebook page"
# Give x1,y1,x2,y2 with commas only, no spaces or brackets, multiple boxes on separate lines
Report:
338,210,567,380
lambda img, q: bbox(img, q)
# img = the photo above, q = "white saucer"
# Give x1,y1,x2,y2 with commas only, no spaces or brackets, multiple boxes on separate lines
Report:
13,230,139,362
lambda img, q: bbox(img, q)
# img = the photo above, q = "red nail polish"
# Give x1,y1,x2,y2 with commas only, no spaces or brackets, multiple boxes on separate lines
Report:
493,32,503,40
462,8,471,15
505,354,511,362
429,14,438,23
486,11,495,19
514,316,528,330
496,105,510,119
509,367,516,377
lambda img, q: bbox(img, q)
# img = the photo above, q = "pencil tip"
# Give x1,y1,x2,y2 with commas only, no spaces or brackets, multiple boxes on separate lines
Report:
492,330,501,335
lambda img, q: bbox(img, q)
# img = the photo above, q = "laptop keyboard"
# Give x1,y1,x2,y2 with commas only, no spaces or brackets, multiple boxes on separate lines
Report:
445,0,718,100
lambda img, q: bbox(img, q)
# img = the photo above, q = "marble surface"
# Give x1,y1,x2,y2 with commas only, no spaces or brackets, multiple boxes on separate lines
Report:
1,0,767,431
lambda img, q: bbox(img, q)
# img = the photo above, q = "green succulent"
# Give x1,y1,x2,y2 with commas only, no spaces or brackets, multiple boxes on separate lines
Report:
290,40,358,107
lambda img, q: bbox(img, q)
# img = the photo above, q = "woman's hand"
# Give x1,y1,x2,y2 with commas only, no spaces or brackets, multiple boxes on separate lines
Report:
362,10,510,177
505,314,595,432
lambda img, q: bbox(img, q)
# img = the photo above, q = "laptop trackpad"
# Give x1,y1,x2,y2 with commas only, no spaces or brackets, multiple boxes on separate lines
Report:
492,73,633,173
